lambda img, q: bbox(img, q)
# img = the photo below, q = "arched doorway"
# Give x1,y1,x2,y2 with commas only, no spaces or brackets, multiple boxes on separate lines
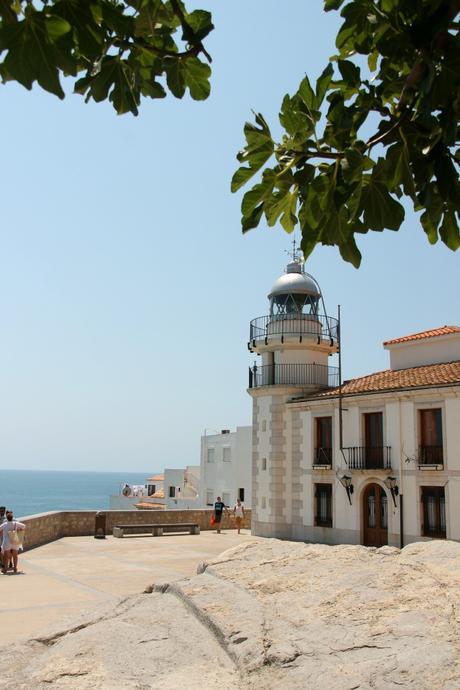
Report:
362,483,388,547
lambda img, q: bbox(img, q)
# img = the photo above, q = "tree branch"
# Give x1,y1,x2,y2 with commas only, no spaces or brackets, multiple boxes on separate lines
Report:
366,113,408,151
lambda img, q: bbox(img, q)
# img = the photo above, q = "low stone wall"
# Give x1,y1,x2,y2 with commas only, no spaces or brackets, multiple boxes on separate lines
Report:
20,512,64,550
18,509,252,550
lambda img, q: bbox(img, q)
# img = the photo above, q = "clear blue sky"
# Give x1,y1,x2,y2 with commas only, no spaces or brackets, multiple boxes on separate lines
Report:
0,1,457,472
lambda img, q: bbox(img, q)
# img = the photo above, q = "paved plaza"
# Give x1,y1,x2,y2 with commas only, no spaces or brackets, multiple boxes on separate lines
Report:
1,529,257,643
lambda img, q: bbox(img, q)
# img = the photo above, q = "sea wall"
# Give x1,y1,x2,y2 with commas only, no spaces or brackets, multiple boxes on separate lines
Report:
19,509,252,550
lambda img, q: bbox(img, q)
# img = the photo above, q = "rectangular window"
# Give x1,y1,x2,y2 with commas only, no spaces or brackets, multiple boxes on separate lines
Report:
207,447,215,463
315,484,332,528
315,417,332,465
206,490,213,506
421,486,446,538
261,496,266,509
222,446,231,462
222,492,230,506
238,488,245,502
169,486,176,498
364,412,384,468
262,457,267,471
147,485,155,496
261,419,267,432
419,409,443,465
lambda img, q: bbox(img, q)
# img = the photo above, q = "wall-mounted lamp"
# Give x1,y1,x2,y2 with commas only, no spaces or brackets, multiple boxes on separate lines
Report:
338,473,354,505
384,476,399,507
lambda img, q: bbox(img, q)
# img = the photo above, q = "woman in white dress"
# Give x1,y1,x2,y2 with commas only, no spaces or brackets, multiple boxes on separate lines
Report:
0,511,26,574
233,499,245,534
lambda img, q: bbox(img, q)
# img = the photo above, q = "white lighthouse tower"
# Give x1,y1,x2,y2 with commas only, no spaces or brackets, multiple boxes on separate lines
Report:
248,244,339,538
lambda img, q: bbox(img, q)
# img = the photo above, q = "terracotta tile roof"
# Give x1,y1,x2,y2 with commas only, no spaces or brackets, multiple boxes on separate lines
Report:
383,325,460,346
147,474,164,482
301,360,460,400
134,502,165,510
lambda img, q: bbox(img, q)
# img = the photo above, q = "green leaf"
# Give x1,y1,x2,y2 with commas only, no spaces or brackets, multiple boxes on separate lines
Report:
324,0,345,10
183,10,214,42
231,113,274,192
361,175,405,231
140,79,166,99
315,63,333,107
439,209,460,250
279,94,310,136
341,148,363,183
338,59,360,88
45,15,71,41
242,203,264,233
264,189,297,230
279,193,298,233
110,60,140,115
339,234,361,267
183,57,211,100
52,0,103,60
298,75,316,110
420,209,439,244
89,57,117,102
385,143,416,198
1,14,65,98
368,49,379,72
241,171,275,216
164,58,186,98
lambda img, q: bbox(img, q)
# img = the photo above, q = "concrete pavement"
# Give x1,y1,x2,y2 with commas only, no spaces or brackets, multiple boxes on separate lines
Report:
1,528,258,643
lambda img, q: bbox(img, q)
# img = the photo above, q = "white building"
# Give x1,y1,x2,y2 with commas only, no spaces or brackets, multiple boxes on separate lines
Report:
163,466,200,509
110,473,167,510
200,427,252,508
248,255,460,547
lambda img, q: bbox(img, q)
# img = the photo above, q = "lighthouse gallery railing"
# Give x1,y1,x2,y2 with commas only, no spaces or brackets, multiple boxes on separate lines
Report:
249,313,339,344
249,363,339,389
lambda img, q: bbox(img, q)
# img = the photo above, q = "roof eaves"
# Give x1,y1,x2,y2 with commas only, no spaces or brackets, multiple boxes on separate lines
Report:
288,380,460,404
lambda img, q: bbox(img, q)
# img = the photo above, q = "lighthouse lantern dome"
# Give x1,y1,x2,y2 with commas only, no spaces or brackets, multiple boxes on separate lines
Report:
268,260,321,317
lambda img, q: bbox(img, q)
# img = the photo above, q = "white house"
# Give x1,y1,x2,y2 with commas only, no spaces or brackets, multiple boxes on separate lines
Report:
248,255,460,547
163,466,200,509
200,427,252,508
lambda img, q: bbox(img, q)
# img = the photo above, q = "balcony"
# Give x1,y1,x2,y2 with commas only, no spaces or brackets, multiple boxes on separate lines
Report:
344,446,392,470
418,445,443,467
248,363,339,390
314,447,333,467
249,313,338,349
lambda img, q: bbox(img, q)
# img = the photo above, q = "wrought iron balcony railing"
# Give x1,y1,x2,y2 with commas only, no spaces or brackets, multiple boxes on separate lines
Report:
418,445,443,465
344,446,392,470
248,363,339,389
314,447,333,466
249,313,339,347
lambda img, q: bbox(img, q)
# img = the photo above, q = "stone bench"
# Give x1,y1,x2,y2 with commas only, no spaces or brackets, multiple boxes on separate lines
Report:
113,523,200,538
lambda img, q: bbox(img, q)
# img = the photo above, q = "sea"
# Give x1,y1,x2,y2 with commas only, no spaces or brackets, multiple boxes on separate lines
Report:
0,469,152,518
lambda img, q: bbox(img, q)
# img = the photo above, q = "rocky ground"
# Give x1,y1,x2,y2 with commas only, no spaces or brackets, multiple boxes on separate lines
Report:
1,539,460,689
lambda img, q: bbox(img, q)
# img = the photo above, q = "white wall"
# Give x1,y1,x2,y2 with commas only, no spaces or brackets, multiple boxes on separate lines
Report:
163,466,201,510
200,426,252,508
445,398,460,471
386,334,460,370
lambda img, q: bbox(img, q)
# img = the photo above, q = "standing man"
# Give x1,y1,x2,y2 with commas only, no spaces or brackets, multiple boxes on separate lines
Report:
233,499,245,534
213,496,228,534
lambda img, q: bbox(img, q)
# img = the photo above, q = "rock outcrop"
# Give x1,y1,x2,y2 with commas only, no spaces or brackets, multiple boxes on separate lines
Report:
1,539,460,689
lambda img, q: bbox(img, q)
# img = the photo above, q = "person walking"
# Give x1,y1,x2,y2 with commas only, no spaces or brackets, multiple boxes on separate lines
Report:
233,499,245,534
0,511,26,574
0,506,6,566
213,496,228,534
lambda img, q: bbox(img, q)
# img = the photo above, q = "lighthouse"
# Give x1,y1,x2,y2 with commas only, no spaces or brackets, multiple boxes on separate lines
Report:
248,245,339,538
